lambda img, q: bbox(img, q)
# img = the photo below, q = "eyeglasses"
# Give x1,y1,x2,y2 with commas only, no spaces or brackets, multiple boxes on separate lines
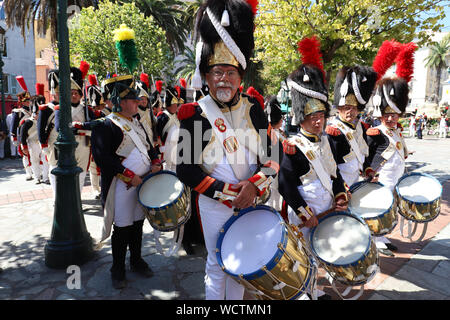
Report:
209,69,239,79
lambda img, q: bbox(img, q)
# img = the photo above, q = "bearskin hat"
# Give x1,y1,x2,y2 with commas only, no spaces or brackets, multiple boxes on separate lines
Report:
265,96,283,125
334,65,377,111
191,0,257,89
287,36,329,125
371,41,417,116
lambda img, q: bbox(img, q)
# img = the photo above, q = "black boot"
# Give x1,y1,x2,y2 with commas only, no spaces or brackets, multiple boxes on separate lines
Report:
110,224,132,289
129,219,154,278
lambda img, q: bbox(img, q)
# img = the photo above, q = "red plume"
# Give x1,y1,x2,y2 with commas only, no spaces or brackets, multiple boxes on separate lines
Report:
88,74,98,86
246,0,259,16
155,80,163,93
140,73,150,88
79,61,90,80
372,40,402,81
35,83,45,96
246,86,264,111
395,42,417,83
239,85,244,93
297,36,325,79
112,74,118,78
175,85,181,98
179,78,187,88
16,76,28,92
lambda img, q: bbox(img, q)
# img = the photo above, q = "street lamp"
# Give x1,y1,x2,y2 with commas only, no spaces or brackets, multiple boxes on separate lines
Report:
44,0,93,269
0,27,5,121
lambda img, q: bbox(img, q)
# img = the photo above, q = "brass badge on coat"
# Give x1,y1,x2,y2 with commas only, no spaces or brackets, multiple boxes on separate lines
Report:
223,136,239,153
214,118,227,133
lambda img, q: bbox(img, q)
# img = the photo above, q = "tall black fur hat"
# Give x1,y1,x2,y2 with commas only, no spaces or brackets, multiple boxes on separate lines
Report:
287,36,330,125
372,77,409,116
191,0,257,89
334,65,377,111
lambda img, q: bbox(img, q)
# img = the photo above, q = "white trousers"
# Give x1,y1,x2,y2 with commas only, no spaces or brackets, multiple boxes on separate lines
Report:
22,153,33,178
113,147,150,227
287,179,334,244
338,157,362,188
375,154,404,247
439,128,447,138
89,156,101,195
198,194,245,300
29,141,42,180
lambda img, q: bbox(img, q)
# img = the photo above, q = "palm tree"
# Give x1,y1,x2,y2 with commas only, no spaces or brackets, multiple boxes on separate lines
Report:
3,0,98,43
174,46,196,85
424,36,450,102
122,0,190,54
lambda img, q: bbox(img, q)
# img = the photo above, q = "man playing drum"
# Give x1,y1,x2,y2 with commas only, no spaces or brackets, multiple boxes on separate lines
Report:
91,25,162,289
363,42,417,256
176,0,281,300
326,65,377,187
278,37,349,300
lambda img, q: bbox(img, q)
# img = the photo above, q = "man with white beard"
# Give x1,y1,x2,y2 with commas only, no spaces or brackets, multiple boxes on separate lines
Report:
176,0,281,300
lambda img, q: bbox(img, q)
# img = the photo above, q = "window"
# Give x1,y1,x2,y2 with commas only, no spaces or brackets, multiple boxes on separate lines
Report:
10,74,17,94
2,36,6,58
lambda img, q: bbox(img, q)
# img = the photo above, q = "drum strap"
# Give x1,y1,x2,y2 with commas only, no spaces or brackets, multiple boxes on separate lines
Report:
290,136,334,197
331,118,368,166
197,95,251,181
107,113,150,161
378,125,408,160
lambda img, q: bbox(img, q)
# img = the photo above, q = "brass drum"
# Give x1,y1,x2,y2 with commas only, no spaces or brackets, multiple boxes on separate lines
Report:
137,170,191,232
216,205,313,300
395,172,442,223
348,181,397,236
310,212,379,286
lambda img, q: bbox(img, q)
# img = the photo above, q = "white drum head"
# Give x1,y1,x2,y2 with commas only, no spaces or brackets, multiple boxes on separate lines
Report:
397,175,441,203
139,173,183,208
220,209,283,275
312,214,370,265
349,183,393,218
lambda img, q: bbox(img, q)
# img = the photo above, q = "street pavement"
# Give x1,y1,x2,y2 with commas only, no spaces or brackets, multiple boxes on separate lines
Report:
0,135,449,301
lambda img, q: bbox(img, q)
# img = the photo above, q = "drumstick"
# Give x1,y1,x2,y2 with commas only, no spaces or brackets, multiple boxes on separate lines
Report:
298,206,336,228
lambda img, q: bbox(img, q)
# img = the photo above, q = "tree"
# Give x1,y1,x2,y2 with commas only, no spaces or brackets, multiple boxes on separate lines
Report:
424,35,450,102
3,0,98,43
120,0,190,54
68,0,174,82
174,46,196,85
255,0,447,95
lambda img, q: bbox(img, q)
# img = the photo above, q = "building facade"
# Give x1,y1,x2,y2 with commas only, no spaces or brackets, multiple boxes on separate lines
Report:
0,4,36,116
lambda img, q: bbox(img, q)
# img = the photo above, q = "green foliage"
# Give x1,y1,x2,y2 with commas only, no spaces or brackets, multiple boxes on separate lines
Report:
68,0,174,82
255,0,447,95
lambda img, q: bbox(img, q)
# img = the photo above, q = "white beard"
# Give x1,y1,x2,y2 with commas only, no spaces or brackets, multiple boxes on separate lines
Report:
216,88,233,102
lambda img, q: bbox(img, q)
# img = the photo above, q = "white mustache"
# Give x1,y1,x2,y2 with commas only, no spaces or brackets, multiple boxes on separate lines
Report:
216,81,233,88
